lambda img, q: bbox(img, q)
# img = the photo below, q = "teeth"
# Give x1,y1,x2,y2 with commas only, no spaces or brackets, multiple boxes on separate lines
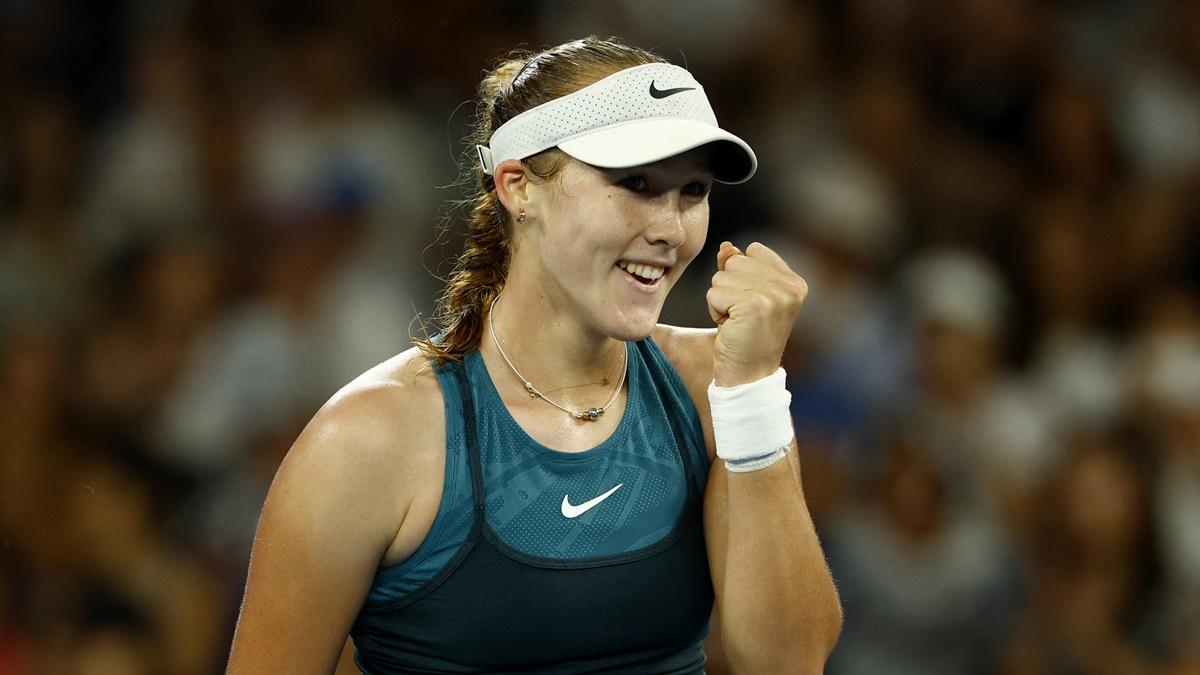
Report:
618,261,665,280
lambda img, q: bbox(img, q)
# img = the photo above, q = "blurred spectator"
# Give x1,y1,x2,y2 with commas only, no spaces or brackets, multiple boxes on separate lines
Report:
82,29,210,266
1030,76,1123,197
1003,431,1167,675
76,236,223,449
0,94,90,331
67,452,223,675
843,60,930,188
1021,192,1126,435
827,437,1017,675
1111,0,1200,181
0,325,78,582
239,24,442,258
151,203,413,476
1128,289,1200,666
900,248,1054,522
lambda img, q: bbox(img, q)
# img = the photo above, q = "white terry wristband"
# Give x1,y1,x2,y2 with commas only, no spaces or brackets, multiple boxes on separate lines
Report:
707,368,794,473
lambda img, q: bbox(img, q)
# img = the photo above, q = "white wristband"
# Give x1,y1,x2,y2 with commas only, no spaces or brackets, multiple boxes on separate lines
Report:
707,368,794,472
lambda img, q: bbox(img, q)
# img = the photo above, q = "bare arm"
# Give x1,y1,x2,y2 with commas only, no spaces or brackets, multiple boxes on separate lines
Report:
660,311,841,670
704,439,841,673
227,363,442,674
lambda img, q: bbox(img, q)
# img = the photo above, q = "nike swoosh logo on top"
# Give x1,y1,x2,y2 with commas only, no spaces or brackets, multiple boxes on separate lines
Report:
561,483,624,519
649,81,696,99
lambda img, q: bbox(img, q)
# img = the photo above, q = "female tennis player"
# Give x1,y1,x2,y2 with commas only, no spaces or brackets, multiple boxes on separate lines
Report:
227,37,842,674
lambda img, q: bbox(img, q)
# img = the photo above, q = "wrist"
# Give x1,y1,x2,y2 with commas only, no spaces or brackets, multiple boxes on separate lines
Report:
712,362,780,388
708,368,794,472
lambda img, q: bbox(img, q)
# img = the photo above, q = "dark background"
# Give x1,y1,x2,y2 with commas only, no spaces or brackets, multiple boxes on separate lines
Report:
1,1,1199,673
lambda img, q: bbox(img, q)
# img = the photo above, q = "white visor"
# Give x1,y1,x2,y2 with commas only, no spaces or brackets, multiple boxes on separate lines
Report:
477,63,757,184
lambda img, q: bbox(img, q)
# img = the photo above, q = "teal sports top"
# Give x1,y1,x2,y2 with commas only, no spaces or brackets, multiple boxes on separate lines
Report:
351,337,714,674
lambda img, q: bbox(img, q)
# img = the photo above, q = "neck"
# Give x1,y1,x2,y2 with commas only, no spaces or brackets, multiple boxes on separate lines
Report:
483,286,626,404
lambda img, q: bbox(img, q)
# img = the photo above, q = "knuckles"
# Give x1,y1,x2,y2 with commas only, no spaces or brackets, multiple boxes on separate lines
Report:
786,276,809,303
746,241,777,258
709,269,809,300
708,246,811,320
710,244,811,363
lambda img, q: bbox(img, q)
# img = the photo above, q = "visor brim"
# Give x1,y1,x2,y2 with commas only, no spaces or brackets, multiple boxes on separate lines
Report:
556,118,757,184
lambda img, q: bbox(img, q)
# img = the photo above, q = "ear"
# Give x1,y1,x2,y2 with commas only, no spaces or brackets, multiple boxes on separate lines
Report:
494,159,531,221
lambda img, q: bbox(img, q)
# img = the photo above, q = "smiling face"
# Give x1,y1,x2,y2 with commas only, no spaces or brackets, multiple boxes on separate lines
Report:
509,147,713,341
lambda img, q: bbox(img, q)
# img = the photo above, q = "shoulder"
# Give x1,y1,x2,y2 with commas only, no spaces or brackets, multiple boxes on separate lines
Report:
291,346,445,482
229,348,449,672
268,347,447,547
306,346,445,459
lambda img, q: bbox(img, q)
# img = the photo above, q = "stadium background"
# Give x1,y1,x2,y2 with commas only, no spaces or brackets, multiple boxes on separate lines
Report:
1,1,1199,673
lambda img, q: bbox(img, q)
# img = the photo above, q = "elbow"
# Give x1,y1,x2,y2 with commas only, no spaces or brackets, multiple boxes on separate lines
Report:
786,592,847,673
721,581,845,673
807,569,845,663
726,615,843,675
815,583,845,664
795,613,844,675
827,589,845,650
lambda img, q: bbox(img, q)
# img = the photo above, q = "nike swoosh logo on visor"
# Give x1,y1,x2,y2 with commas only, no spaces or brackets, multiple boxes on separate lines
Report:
561,483,624,519
649,81,696,99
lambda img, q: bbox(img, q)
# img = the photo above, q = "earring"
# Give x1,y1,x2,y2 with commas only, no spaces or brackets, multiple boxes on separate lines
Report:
517,209,527,223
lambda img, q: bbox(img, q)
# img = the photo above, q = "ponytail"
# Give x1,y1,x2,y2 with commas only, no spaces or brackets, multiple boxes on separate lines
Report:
414,182,509,364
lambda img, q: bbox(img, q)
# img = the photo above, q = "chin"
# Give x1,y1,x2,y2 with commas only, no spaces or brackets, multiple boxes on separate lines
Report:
605,309,662,342
610,325,655,342
594,277,673,341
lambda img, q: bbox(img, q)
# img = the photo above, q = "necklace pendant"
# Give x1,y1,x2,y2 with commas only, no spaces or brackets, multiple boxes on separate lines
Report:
489,298,626,425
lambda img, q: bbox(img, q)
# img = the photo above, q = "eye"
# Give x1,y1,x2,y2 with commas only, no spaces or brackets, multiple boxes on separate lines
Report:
618,175,649,192
682,181,711,197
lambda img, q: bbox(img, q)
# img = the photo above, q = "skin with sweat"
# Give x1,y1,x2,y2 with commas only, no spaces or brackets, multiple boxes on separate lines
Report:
491,150,712,381
226,147,841,675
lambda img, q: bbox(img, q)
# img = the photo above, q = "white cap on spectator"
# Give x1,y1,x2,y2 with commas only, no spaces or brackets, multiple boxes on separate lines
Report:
782,154,901,264
902,248,1012,338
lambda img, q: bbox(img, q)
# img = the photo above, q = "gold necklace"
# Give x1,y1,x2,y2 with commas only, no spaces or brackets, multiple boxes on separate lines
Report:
487,294,627,421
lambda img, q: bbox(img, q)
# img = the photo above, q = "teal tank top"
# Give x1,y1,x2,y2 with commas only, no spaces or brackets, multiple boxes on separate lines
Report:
351,337,714,674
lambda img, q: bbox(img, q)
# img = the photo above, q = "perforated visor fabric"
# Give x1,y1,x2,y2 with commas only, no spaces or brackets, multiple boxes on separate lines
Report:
482,63,757,184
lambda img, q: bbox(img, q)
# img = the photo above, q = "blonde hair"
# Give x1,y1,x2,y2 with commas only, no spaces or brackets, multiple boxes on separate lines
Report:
415,37,666,364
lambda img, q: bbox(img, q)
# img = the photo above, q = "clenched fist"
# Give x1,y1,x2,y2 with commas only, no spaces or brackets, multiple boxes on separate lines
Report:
706,241,809,387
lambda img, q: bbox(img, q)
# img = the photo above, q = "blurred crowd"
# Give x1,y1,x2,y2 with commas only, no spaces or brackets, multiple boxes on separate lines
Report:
1,1,1198,674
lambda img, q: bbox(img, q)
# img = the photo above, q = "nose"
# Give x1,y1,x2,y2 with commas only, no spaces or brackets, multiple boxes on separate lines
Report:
643,192,688,249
